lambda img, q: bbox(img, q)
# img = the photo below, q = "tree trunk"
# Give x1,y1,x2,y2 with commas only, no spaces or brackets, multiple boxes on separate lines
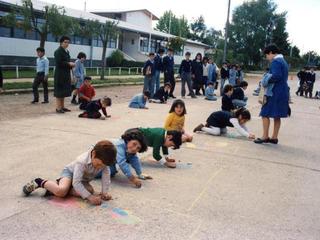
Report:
100,41,108,80
39,33,46,48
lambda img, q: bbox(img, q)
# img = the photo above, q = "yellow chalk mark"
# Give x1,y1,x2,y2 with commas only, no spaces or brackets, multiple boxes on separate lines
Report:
187,168,223,212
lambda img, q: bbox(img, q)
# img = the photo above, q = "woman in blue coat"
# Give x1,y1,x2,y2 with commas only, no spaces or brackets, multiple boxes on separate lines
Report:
255,44,289,144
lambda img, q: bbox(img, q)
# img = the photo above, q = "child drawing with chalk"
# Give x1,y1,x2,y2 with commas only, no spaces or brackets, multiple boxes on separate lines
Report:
193,108,255,140
97,130,152,188
125,128,182,168
78,96,112,120
164,99,193,143
22,140,117,205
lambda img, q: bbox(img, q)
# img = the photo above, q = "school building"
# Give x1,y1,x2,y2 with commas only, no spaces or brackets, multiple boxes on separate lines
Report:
0,0,210,66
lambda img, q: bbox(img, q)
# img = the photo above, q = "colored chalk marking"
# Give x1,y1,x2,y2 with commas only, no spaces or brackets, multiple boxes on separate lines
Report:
176,162,192,169
186,143,196,149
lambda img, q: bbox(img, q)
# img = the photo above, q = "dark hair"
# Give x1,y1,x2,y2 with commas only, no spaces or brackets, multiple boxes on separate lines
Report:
167,48,174,52
167,130,182,149
185,52,191,56
169,99,186,115
143,90,151,98
239,81,248,88
223,84,233,93
164,82,172,88
207,81,214,86
149,52,155,56
265,68,270,72
101,97,112,106
203,56,208,62
234,107,251,120
93,140,117,166
59,36,71,43
158,49,165,54
36,47,45,53
121,129,148,153
264,44,281,54
77,52,86,59
84,76,92,81
195,53,202,61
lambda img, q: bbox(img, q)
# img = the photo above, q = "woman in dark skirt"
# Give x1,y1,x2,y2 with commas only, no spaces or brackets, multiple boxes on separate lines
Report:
191,53,204,95
255,44,289,144
54,36,75,113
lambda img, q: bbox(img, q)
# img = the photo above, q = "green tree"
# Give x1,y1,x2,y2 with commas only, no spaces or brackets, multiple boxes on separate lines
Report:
189,15,206,41
302,51,320,66
1,0,76,48
202,28,223,47
167,37,185,53
86,20,119,79
228,0,289,66
155,11,190,38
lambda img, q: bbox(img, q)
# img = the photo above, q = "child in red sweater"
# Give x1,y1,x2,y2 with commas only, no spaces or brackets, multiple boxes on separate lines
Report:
79,77,96,110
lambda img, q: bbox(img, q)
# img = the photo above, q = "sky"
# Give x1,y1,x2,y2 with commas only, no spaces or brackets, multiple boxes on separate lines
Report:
45,0,320,55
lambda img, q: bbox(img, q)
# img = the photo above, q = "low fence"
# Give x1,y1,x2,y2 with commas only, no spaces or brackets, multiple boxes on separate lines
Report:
1,65,180,79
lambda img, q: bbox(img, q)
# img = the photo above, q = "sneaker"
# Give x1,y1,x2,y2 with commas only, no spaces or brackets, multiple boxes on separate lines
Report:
193,123,204,133
22,180,39,196
164,161,176,168
62,108,71,112
100,116,106,120
56,109,65,114
31,100,39,104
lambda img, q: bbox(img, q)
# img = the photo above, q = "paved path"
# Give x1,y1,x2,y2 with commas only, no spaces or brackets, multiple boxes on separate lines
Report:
0,78,320,240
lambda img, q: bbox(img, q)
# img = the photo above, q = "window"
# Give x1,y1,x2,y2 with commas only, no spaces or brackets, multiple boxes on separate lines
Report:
139,37,149,53
73,36,82,45
47,33,57,42
25,30,36,40
0,26,11,37
13,28,25,39
108,38,116,48
175,46,184,56
82,37,90,46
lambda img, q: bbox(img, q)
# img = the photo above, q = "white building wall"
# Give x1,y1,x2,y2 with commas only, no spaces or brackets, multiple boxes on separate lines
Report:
183,44,205,60
0,37,116,61
121,31,148,62
125,12,152,29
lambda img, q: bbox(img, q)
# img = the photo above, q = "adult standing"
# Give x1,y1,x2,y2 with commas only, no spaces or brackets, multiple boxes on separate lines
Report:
163,48,176,98
255,44,290,144
54,36,75,113
191,53,203,96
153,49,164,95
71,52,86,104
220,62,229,96
31,47,49,104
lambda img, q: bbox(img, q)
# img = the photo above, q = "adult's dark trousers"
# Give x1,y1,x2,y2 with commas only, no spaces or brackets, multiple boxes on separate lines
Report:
32,72,48,102
164,71,175,96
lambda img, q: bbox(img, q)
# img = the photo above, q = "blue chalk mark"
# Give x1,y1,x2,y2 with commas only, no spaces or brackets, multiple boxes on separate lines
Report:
113,208,128,216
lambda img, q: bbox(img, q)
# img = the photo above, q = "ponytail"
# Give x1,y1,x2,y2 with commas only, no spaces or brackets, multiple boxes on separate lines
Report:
234,107,251,120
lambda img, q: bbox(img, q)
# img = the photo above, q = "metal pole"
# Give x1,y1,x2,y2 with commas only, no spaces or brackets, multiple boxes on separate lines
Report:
223,0,231,63
168,11,172,35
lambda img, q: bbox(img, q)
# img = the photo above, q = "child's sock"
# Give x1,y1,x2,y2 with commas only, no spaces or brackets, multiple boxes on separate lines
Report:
34,178,46,188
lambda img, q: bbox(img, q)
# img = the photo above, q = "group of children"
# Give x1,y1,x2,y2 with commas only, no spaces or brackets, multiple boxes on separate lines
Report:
296,67,317,98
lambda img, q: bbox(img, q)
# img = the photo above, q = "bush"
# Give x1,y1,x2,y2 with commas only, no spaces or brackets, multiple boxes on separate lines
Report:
107,50,124,67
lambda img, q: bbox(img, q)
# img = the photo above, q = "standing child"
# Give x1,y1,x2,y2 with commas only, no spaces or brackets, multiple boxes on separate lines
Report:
154,49,165,94
179,52,196,98
163,48,176,98
71,52,86,104
192,53,204,96
208,58,217,87
150,82,171,104
236,65,244,85
232,81,248,108
221,84,235,112
305,67,316,98
229,64,237,86
78,76,96,110
164,99,193,142
205,82,217,101
202,57,210,88
22,140,117,205
78,96,111,120
296,67,307,96
129,91,151,109
31,47,49,104
193,108,255,140
143,53,156,96
128,128,182,168
220,62,229,96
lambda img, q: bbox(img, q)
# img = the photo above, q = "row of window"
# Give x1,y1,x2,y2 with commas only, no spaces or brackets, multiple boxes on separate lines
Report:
139,37,184,56
0,26,117,48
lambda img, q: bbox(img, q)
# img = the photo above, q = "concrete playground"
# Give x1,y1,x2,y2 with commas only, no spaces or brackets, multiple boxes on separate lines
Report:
0,77,320,240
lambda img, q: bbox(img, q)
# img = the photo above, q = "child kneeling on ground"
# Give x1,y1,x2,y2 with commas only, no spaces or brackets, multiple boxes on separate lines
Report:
129,91,151,109
164,99,193,142
193,108,255,140
79,76,96,110
96,130,152,188
79,96,111,120
22,140,117,205
125,128,182,168
149,82,171,104
205,82,217,101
